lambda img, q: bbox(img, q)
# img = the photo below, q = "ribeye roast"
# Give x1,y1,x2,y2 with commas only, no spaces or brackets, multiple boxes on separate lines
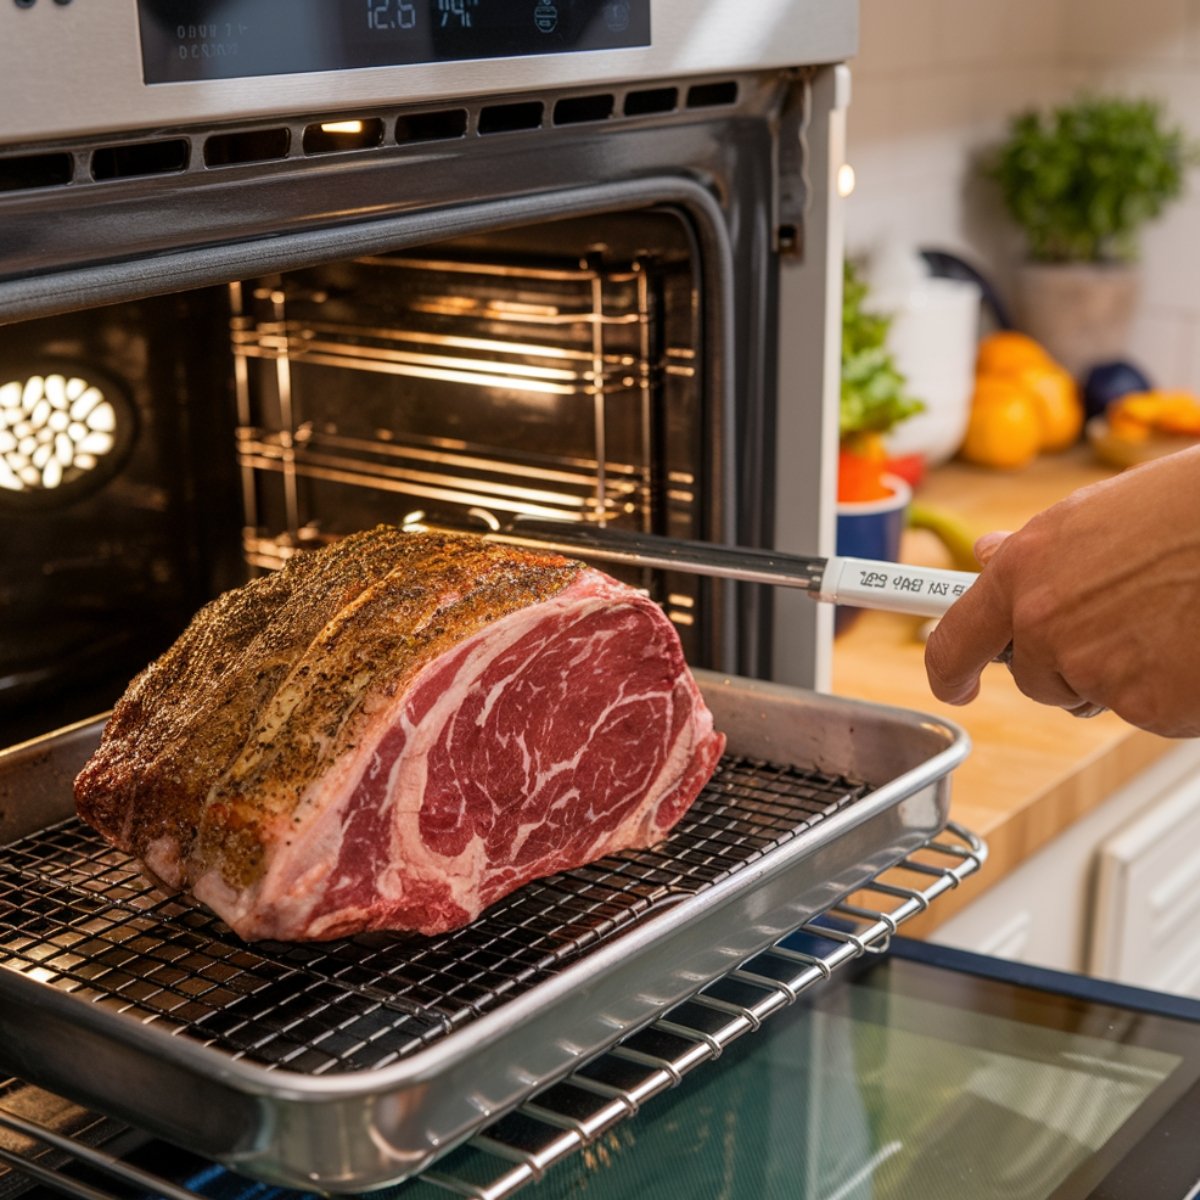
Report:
74,527,725,941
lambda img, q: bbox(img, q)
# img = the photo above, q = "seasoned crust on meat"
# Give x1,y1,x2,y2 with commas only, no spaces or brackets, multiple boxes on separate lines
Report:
75,528,581,890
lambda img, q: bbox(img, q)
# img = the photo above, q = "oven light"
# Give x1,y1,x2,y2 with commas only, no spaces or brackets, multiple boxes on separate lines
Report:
0,373,120,494
0,362,131,499
320,120,366,135
837,163,857,199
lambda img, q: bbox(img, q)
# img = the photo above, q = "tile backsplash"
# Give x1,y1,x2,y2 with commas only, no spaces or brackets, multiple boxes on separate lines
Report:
850,0,1200,390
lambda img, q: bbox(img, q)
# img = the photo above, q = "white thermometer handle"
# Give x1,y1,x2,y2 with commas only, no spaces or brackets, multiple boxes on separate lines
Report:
814,556,977,619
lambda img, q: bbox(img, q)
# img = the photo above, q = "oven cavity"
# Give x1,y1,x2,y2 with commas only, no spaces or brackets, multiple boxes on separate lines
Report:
232,212,707,653
0,68,803,734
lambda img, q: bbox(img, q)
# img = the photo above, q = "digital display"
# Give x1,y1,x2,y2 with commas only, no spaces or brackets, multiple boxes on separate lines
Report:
137,0,651,84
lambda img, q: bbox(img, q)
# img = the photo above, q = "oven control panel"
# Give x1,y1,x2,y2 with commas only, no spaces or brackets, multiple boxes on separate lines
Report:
1,0,855,145
137,0,650,84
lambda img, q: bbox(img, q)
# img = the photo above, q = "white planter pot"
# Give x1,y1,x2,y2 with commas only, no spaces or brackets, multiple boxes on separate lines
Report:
1016,262,1140,379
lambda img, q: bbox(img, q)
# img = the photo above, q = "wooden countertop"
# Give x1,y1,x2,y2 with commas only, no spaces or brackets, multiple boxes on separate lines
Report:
832,448,1173,934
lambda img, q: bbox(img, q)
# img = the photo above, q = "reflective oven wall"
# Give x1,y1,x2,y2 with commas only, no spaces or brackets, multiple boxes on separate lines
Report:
0,294,243,745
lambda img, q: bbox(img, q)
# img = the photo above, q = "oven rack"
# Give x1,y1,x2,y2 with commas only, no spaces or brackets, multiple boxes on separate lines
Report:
236,428,645,529
0,824,985,1200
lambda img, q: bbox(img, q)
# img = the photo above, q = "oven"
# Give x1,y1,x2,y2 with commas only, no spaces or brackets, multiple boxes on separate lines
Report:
0,0,854,750
0,2,1015,1196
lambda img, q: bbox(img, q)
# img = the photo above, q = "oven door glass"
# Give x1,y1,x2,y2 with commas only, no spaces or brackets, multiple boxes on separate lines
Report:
399,943,1197,1200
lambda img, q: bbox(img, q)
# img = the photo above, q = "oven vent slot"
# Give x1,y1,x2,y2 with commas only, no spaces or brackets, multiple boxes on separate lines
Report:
478,101,545,135
686,80,739,109
90,139,190,181
553,94,615,126
302,118,386,156
204,127,291,168
0,74,754,200
623,87,679,117
395,108,469,144
0,152,72,192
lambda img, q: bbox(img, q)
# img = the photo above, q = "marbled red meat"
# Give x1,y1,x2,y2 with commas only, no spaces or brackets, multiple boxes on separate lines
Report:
74,528,724,941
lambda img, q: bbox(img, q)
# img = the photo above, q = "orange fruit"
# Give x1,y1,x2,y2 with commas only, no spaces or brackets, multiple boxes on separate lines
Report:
1109,390,1200,439
1154,393,1200,436
1107,398,1153,442
975,331,1055,377
1012,362,1083,452
960,376,1041,469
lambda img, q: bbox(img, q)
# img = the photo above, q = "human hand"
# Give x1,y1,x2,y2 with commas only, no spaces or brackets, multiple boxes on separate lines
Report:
924,446,1200,737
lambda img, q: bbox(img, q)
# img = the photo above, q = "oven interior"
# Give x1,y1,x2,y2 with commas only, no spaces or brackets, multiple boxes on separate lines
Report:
1,210,716,747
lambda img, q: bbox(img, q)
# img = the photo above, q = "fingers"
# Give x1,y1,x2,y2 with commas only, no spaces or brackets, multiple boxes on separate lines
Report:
975,531,1093,710
929,527,1103,715
1005,639,1084,709
924,554,1014,706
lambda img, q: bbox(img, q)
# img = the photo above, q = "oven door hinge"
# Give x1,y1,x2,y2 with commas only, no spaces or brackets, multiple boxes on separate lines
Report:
773,72,812,258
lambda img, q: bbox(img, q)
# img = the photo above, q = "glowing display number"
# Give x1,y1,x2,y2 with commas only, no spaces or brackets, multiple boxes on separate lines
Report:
367,0,417,30
437,0,481,28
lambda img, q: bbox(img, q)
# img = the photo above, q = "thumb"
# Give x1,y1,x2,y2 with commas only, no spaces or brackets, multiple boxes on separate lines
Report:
975,530,1012,567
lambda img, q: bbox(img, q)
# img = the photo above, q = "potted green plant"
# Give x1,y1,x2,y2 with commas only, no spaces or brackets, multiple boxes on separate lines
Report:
838,259,924,505
836,261,924,628
989,95,1197,377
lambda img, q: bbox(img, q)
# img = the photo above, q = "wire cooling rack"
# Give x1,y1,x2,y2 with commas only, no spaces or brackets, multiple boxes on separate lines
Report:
0,825,985,1200
0,754,869,1074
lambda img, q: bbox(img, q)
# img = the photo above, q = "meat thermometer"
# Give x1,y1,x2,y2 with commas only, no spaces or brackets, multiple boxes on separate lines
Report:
490,522,1075,703
489,523,977,620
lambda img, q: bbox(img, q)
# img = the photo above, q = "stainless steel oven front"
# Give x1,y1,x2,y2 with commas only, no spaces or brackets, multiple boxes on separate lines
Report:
0,1,859,1193
0,0,854,747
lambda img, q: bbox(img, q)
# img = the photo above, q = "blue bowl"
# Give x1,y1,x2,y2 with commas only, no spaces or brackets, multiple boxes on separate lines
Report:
834,474,912,634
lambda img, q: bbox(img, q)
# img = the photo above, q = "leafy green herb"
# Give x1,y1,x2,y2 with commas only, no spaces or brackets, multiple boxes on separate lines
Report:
989,95,1198,264
840,260,923,441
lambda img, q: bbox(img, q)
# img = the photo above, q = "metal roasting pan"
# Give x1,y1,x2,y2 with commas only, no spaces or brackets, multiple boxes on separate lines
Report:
0,672,969,1192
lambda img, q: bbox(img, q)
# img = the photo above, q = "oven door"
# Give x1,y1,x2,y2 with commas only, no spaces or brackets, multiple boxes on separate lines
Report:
412,937,1200,1200
10,936,1197,1200
524,937,1200,1200
448,940,1189,1200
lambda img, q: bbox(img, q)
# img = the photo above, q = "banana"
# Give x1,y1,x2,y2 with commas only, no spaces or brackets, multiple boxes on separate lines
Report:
907,501,981,572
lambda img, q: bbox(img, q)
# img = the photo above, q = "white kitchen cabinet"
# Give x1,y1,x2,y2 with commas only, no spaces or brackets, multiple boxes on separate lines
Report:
930,740,1200,986
1091,759,1200,998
